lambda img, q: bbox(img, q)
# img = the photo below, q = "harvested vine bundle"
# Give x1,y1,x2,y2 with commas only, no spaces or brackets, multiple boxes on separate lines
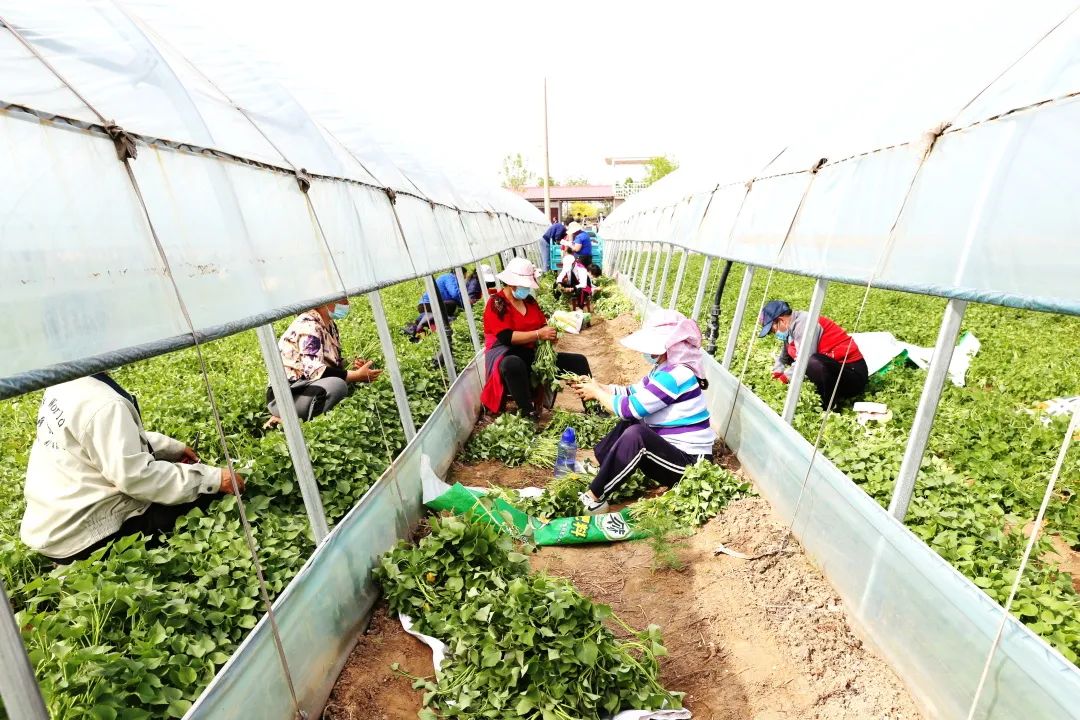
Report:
375,516,682,719
632,459,752,527
542,408,616,448
531,339,560,393
525,434,560,469
462,414,536,467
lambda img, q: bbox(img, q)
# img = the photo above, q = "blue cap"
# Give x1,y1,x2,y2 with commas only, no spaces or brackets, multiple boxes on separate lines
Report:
758,300,791,337
561,427,576,443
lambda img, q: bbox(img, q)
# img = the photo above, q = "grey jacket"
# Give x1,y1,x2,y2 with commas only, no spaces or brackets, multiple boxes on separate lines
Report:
772,310,822,376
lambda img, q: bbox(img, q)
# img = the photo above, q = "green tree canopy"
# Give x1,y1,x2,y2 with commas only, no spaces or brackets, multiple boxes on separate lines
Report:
500,153,533,191
643,156,679,186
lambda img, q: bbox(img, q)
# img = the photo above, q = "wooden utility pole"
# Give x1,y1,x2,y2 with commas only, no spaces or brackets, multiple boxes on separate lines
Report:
543,77,552,223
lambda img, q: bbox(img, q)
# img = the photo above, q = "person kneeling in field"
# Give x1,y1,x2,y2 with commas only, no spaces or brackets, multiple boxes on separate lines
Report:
267,297,382,424
758,300,867,409
403,268,488,343
570,310,716,514
21,373,244,564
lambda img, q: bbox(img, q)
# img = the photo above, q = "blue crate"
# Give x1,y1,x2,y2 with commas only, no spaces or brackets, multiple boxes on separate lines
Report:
548,231,603,271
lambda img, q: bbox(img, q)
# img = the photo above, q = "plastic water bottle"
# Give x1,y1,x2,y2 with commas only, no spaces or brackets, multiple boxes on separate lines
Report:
555,427,578,478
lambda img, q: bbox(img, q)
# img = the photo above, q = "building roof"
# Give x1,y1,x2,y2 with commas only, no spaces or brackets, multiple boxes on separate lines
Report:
518,185,613,202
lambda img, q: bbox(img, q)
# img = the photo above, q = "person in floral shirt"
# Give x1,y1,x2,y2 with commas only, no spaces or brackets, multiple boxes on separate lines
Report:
267,298,382,422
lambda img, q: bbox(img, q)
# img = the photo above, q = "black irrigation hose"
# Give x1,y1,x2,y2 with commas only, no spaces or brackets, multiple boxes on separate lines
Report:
704,260,734,355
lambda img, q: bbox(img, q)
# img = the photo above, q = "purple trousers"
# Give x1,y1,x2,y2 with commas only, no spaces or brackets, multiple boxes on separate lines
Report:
589,420,710,500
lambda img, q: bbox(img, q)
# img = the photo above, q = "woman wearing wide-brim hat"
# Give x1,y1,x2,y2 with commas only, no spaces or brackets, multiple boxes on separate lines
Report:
570,309,716,514
480,257,592,420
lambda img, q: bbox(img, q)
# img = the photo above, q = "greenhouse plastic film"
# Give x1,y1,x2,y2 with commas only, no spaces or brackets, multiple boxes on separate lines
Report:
129,146,345,328
185,355,484,720
722,172,809,266
777,145,925,280
687,182,748,254
1,114,191,382
618,275,1080,719
884,100,1080,315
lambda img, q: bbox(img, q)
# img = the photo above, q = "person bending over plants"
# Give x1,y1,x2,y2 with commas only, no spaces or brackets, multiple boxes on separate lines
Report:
267,297,382,424
758,299,867,409
570,310,716,515
481,257,592,421
21,372,244,564
403,268,491,343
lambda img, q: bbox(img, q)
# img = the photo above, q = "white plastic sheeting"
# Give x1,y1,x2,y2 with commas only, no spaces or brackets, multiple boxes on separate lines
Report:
603,10,1080,316
0,1,545,399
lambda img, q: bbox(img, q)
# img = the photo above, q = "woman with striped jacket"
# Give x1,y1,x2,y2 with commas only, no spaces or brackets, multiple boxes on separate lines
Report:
570,310,716,514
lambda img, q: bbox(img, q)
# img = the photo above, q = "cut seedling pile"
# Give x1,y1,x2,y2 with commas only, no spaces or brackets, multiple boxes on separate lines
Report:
376,516,681,719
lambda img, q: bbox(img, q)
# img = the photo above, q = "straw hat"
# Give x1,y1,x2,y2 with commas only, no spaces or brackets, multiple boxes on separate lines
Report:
496,257,539,289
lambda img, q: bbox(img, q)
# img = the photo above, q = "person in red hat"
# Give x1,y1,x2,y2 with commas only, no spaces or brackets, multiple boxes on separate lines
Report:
480,257,592,420
758,300,868,408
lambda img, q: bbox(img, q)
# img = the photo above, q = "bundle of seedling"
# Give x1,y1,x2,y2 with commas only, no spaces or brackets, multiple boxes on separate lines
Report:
375,515,683,719
593,288,634,319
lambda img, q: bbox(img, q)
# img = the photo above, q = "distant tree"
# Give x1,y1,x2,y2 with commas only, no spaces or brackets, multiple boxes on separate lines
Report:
642,156,679,186
501,153,533,191
568,201,601,219
537,176,557,187
563,176,591,186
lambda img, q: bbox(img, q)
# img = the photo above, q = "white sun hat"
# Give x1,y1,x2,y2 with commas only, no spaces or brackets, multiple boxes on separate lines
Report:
496,256,539,289
565,221,583,236
478,263,497,284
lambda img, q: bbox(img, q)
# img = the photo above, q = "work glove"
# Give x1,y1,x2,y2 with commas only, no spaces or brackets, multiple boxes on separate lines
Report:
772,371,789,385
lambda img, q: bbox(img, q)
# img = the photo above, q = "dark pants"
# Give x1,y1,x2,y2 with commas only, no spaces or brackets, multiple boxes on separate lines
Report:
267,376,350,421
806,355,868,409
500,351,591,417
51,494,217,564
589,421,709,500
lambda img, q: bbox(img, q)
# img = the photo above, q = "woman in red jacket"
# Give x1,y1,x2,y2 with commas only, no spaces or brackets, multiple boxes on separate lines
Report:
481,257,592,419
758,300,868,409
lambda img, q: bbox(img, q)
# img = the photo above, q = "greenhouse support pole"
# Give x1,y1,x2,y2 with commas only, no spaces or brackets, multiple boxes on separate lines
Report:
655,244,674,306
722,266,756,369
635,244,649,288
690,255,714,322
424,275,458,384
454,266,482,355
256,324,330,544
669,249,689,311
640,243,654,296
781,279,828,424
628,242,640,279
0,580,48,720
491,256,504,289
888,299,967,521
648,243,664,301
367,290,417,441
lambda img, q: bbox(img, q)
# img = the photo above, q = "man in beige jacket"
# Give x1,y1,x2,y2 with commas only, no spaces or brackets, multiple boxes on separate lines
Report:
20,372,243,563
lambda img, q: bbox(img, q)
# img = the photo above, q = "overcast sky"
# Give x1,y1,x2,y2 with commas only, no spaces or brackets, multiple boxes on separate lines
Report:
182,0,1076,186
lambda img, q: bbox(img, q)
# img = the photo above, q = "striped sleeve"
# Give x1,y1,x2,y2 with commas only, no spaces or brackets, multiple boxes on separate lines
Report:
612,367,697,420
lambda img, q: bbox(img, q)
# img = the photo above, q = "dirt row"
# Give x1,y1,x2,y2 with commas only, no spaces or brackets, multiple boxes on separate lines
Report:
325,314,922,719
